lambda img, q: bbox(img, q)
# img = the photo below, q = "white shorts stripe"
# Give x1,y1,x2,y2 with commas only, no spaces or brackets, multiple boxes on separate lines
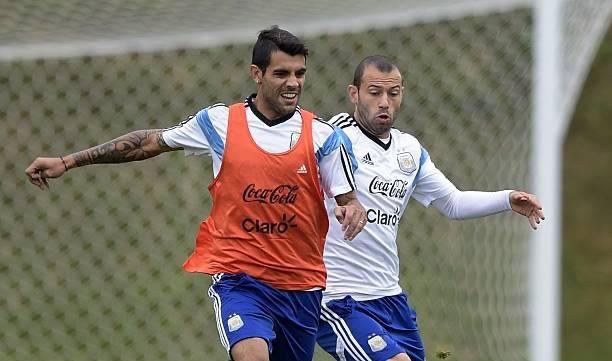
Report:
207,283,230,351
320,304,372,361
211,273,224,284
321,311,366,361
336,334,348,361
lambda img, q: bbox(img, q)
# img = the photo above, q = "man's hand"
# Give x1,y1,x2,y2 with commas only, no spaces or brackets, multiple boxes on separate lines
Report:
25,157,67,190
510,191,545,229
334,192,367,240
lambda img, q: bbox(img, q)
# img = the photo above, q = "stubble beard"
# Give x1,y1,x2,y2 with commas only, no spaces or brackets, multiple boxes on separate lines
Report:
356,105,393,137
264,88,299,118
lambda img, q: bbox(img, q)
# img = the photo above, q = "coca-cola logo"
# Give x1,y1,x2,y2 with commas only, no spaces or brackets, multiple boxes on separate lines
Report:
242,184,299,204
368,176,409,199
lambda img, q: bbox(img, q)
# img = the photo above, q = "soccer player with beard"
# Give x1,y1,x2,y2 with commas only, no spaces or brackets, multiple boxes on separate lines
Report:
316,55,545,361
25,27,367,361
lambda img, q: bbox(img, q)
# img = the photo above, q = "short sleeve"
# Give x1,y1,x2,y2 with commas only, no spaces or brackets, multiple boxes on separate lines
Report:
162,114,211,156
162,105,229,157
313,120,357,198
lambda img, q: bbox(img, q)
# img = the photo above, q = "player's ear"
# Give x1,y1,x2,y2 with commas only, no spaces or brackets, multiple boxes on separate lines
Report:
250,65,263,85
348,84,358,104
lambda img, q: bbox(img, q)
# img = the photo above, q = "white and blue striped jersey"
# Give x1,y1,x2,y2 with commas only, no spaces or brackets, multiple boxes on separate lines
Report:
162,95,357,198
322,113,457,302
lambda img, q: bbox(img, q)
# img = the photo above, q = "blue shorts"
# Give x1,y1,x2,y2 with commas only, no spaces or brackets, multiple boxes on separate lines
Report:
317,293,425,361
207,273,322,361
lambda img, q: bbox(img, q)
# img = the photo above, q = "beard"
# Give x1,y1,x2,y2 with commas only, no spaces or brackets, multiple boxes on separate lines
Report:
356,104,394,137
260,87,300,118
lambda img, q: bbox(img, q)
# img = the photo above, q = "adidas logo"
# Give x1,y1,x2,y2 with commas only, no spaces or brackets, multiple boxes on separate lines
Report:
361,153,374,165
297,164,308,174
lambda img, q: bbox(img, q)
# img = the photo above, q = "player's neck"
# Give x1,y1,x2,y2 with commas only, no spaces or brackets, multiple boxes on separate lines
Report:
250,95,295,126
253,98,281,120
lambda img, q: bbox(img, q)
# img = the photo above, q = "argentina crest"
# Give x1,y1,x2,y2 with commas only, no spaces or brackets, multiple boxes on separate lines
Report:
396,151,416,174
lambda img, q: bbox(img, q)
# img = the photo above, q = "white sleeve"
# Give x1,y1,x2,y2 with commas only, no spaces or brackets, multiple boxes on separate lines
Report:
412,150,513,218
162,114,211,156
431,189,513,220
411,154,456,207
314,121,357,198
161,105,229,157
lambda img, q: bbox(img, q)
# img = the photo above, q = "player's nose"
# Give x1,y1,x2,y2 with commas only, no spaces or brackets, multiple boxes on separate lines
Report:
286,74,299,88
379,93,390,109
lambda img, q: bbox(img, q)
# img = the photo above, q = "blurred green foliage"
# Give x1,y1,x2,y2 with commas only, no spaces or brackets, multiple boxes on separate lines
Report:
562,25,612,361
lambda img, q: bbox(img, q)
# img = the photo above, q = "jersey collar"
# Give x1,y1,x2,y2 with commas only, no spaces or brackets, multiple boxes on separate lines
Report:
246,93,297,127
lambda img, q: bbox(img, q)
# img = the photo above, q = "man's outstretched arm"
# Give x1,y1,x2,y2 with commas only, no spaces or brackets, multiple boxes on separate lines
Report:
25,129,178,190
431,190,545,229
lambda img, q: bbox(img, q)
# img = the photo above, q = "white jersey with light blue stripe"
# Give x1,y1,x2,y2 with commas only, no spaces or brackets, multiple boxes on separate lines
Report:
323,113,456,302
161,96,357,198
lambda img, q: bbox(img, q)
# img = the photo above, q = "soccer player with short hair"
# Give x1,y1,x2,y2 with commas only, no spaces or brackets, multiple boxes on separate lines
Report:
316,55,545,361
25,27,367,361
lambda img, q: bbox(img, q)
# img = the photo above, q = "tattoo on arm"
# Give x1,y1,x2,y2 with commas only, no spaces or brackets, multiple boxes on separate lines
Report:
156,131,170,150
72,129,169,166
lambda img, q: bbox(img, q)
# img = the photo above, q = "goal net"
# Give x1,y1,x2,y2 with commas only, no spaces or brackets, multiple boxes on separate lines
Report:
1,1,610,360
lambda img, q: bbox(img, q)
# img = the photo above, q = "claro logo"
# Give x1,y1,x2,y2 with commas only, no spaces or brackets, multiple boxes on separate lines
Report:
366,208,401,226
242,184,299,204
242,213,298,234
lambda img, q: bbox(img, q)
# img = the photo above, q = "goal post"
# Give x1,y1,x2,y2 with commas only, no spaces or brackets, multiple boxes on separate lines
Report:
532,2,563,361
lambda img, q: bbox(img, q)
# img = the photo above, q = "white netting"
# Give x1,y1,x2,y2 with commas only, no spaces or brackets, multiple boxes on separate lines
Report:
1,1,609,361
560,0,612,128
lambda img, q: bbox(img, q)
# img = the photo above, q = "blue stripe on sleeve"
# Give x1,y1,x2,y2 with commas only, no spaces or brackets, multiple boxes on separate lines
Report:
195,108,224,159
339,128,358,173
414,146,430,182
316,126,358,172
